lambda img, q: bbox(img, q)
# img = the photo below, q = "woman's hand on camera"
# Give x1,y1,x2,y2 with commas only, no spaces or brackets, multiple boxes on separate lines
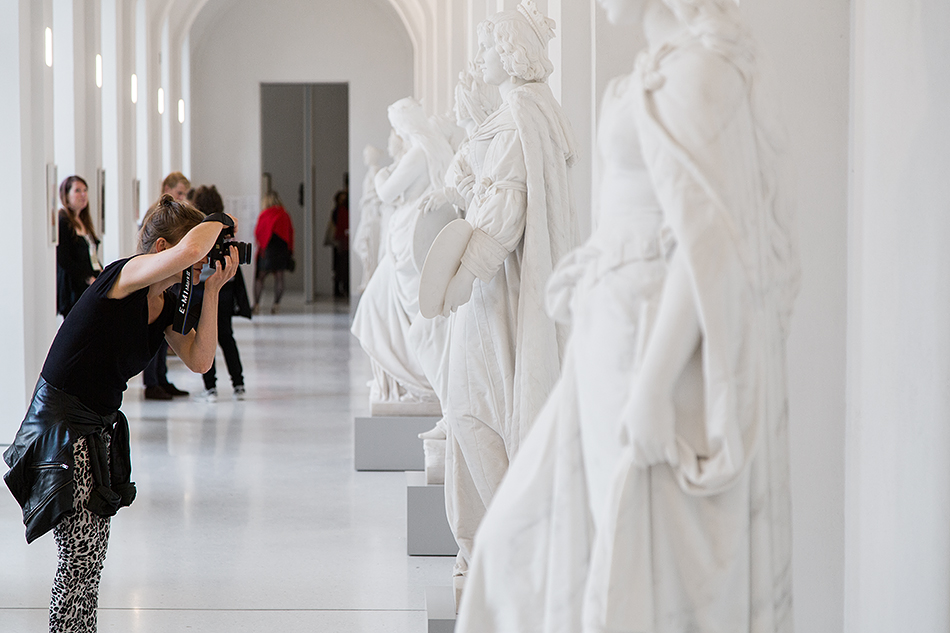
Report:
205,246,239,293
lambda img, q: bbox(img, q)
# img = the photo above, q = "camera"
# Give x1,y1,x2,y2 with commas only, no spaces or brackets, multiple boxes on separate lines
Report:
208,226,252,267
173,225,253,334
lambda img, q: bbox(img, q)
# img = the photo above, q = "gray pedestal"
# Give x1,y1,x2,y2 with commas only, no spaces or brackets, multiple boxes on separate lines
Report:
407,471,459,556
353,416,439,471
425,586,456,633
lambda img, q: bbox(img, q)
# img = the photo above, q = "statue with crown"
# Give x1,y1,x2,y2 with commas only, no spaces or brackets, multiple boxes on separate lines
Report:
417,0,579,605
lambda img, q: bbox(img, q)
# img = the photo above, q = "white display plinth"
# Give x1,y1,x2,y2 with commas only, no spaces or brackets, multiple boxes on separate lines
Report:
406,471,458,556
353,416,439,471
425,586,456,633
370,399,442,417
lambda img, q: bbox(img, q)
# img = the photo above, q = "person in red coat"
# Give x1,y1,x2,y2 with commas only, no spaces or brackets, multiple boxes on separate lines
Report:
254,190,295,314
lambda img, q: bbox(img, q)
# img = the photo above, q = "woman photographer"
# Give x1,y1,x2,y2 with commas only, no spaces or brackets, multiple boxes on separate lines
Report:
3,194,238,633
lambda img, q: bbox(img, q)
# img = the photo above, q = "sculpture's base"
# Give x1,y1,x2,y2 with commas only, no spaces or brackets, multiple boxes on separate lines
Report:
353,416,439,471
369,399,442,417
407,471,458,556
422,438,446,484
425,586,457,633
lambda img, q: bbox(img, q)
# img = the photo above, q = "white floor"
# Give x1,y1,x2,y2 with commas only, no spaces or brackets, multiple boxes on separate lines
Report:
0,293,453,632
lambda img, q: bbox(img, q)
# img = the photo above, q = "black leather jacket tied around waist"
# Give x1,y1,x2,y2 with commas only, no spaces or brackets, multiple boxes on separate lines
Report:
3,378,136,543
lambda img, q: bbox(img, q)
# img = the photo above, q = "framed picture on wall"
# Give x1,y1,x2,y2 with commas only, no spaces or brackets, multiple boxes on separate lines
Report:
132,178,140,223
46,163,58,245
96,168,106,235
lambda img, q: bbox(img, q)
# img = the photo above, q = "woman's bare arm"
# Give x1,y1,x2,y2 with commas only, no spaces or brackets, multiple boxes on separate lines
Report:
108,219,232,300
164,247,239,373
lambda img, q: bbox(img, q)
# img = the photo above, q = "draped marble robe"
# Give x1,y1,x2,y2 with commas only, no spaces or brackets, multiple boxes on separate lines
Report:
353,158,383,292
440,80,578,580
351,120,453,406
457,30,798,633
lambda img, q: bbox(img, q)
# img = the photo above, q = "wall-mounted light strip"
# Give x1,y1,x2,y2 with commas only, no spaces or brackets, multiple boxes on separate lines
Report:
45,28,52,67
157,87,164,114
95,54,102,88
131,73,138,103
178,99,185,124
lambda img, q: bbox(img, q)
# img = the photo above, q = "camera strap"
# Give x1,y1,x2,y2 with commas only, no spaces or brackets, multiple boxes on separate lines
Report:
201,212,234,228
172,266,194,334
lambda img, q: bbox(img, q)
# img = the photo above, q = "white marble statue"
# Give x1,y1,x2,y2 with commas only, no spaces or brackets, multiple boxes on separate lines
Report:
353,145,383,292
419,0,579,596
376,130,406,267
456,0,799,631
431,112,466,155
411,63,504,482
350,98,454,414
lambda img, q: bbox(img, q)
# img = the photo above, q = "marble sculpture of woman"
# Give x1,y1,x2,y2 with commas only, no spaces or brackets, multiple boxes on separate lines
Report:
423,0,579,596
351,98,454,412
456,0,799,631
352,145,383,292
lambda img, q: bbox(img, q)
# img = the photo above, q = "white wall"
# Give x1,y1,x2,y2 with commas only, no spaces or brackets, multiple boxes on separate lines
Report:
847,2,950,631
188,0,413,276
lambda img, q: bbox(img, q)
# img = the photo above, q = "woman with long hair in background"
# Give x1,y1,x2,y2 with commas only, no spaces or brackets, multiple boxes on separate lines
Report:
56,176,101,317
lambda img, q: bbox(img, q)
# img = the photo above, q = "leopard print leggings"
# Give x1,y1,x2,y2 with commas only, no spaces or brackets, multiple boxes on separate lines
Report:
50,436,111,633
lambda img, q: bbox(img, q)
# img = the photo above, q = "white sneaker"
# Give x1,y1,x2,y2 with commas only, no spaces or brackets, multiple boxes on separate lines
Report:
234,385,246,400
199,388,217,402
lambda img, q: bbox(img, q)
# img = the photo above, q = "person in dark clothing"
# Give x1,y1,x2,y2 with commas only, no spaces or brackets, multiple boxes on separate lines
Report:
3,194,238,633
328,190,350,297
192,185,252,401
56,176,101,317
143,172,193,400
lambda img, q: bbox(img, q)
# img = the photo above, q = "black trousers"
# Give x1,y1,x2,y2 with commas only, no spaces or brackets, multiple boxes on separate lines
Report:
202,282,244,390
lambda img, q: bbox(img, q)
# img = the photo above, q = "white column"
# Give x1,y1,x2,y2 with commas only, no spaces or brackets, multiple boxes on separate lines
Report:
159,17,171,178
180,34,191,178
0,0,58,437
145,2,162,199
101,0,118,257
134,0,148,214
100,0,136,263
846,1,950,631
79,0,103,235
553,0,592,240
52,0,75,177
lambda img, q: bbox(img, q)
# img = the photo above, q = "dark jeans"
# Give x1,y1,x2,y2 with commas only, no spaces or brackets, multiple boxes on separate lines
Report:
203,282,244,390
143,341,169,387
333,248,349,297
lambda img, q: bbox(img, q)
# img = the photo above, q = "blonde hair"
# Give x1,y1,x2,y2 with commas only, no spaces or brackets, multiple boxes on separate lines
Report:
262,190,283,210
136,194,205,254
161,171,191,193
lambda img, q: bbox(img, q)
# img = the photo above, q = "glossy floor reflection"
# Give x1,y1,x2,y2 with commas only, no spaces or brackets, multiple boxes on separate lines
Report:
0,294,453,632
